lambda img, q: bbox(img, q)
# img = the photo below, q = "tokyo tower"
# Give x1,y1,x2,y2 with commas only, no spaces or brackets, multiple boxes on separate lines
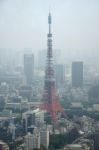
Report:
41,12,63,121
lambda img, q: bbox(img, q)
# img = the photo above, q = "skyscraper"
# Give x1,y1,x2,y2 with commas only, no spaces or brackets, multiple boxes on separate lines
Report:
55,64,65,87
72,61,83,88
24,54,34,85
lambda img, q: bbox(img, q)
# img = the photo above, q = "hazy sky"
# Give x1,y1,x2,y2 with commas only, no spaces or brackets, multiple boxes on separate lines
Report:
0,0,99,62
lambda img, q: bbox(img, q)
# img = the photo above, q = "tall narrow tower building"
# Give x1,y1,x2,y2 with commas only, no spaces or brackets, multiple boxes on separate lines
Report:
72,61,83,88
24,54,34,85
41,13,63,121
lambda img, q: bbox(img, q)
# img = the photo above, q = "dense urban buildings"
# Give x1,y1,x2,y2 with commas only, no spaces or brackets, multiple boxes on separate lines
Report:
0,4,99,150
22,108,44,132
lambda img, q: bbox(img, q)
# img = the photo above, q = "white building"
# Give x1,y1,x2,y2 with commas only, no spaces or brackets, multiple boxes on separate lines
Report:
6,101,42,110
93,104,99,111
71,102,83,109
24,129,40,150
0,141,9,150
65,144,90,150
24,125,50,150
24,133,34,150
40,126,49,149
65,144,82,150
33,128,40,149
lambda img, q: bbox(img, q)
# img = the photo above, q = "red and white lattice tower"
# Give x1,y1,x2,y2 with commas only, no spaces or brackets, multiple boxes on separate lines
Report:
41,12,63,121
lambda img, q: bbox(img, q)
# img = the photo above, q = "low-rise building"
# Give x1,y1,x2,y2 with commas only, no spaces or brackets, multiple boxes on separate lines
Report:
0,141,9,150
65,144,90,150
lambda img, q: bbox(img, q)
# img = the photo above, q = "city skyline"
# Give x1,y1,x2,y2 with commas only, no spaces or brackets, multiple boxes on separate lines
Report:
0,0,99,63
0,1,99,148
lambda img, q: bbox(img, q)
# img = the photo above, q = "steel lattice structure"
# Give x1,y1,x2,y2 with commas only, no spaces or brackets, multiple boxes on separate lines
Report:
41,12,63,121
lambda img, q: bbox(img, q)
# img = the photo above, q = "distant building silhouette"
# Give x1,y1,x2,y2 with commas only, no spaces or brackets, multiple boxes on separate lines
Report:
88,85,99,102
55,64,65,87
24,54,34,85
72,61,83,87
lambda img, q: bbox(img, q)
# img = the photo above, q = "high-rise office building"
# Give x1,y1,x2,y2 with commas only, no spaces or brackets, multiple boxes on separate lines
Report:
55,64,65,87
72,61,83,88
22,109,44,132
24,54,34,85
